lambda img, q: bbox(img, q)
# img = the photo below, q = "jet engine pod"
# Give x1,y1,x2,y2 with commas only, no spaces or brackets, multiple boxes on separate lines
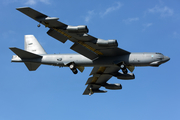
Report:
95,39,118,47
66,25,89,33
104,83,122,90
114,72,135,80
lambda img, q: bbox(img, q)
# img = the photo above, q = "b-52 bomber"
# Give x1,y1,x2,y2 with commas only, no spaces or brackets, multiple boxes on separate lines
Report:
10,7,170,95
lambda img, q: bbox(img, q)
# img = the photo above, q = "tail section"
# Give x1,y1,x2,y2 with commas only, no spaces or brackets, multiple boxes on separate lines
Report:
24,35,46,55
9,47,42,59
24,62,41,71
10,35,46,71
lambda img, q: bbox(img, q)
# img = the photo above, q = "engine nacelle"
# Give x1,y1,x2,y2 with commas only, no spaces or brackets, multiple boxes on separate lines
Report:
114,72,135,80
104,83,122,90
66,25,89,33
95,39,118,47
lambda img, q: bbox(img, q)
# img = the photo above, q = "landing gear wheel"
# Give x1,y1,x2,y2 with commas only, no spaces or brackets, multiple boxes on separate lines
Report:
37,24,41,27
69,63,78,74
89,87,93,96
122,69,128,74
120,64,125,69
69,63,75,70
120,64,128,74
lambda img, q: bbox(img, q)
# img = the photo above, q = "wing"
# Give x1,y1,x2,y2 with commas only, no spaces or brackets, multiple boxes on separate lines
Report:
17,7,130,60
83,66,121,95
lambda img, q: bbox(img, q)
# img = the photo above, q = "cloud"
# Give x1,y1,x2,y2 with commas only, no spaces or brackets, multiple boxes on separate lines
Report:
2,0,50,5
85,10,95,23
123,17,139,24
100,2,123,17
84,2,123,23
2,0,18,5
142,23,153,31
40,0,50,4
148,5,174,17
2,30,17,40
144,23,153,27
24,0,50,5
25,0,36,5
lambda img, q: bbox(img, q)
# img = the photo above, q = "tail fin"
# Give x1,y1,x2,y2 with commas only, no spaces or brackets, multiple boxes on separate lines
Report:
24,35,46,55
10,35,46,71
9,47,42,71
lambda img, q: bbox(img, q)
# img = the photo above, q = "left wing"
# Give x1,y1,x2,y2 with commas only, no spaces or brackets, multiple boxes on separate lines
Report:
83,66,121,95
17,7,130,60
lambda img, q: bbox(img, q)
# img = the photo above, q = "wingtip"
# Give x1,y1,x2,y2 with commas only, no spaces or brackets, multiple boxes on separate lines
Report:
9,47,17,50
16,7,31,10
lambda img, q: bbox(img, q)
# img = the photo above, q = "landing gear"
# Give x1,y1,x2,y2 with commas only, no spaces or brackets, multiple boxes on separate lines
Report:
120,64,128,74
37,23,41,27
69,63,75,69
89,87,93,96
69,63,78,74
72,69,78,74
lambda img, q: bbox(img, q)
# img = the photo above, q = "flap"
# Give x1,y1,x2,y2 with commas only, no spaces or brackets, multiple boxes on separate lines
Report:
85,74,101,85
90,66,106,75
47,29,68,43
127,66,135,72
70,43,98,60
76,66,85,73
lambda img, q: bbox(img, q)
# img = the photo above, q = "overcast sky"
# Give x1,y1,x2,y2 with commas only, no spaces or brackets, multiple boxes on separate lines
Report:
1,0,180,120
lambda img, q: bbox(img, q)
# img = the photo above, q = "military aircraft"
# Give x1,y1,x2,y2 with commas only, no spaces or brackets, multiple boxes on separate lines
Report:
10,7,170,95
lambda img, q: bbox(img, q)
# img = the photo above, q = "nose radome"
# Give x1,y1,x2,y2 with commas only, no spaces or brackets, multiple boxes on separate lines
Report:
164,56,170,62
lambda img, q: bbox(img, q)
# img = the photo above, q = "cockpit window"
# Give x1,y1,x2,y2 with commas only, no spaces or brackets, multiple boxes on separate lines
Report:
156,53,163,55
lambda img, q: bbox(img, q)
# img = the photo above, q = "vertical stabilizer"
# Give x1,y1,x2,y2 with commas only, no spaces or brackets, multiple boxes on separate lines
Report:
24,35,46,55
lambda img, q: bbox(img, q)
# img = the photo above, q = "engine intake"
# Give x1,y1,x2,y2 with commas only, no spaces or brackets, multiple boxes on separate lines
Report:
95,39,118,47
66,25,89,33
103,83,122,90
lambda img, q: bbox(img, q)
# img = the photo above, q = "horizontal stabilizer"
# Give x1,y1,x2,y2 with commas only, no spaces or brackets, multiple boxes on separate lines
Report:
24,62,41,71
9,47,42,59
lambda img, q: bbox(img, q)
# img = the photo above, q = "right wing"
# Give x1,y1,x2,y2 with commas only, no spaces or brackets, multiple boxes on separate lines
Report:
83,66,121,95
17,7,130,60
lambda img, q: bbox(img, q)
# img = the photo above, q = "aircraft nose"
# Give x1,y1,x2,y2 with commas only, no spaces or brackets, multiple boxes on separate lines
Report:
164,56,170,62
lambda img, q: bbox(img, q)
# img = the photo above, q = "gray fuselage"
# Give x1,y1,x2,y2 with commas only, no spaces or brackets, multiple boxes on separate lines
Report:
12,52,170,67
